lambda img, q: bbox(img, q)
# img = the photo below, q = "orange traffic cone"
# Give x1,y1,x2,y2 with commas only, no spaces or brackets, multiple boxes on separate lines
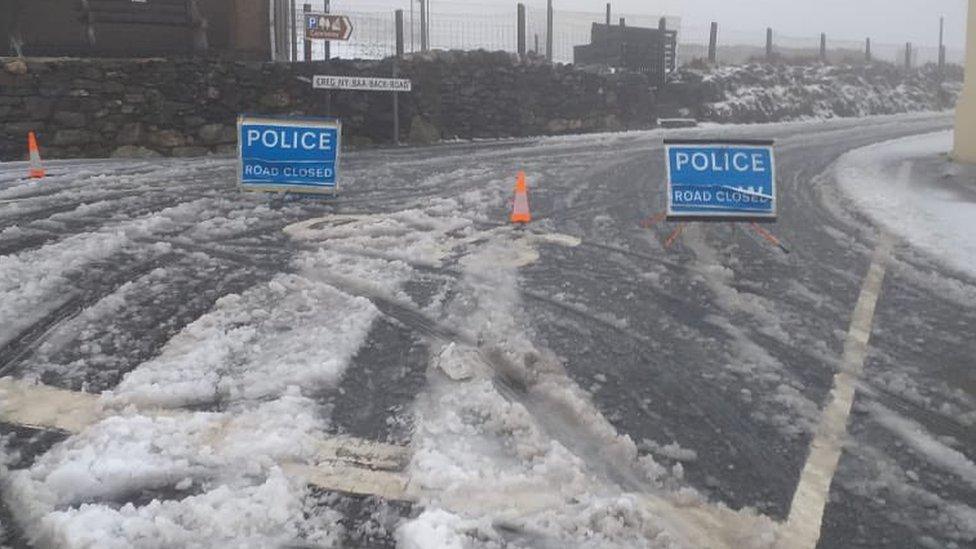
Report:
28,132,45,179
510,171,531,224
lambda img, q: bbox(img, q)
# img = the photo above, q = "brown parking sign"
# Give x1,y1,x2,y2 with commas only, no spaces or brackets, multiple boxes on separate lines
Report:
304,14,354,41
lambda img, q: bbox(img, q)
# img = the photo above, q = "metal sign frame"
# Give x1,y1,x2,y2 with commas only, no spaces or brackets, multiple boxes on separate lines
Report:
237,114,342,196
664,139,777,223
304,13,354,41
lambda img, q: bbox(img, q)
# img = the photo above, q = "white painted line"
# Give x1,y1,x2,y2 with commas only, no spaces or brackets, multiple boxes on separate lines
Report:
780,164,906,548
281,462,413,501
0,377,412,498
0,377,102,433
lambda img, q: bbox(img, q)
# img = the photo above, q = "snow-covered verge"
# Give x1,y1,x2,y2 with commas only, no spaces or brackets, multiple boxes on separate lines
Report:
668,64,962,124
835,131,976,281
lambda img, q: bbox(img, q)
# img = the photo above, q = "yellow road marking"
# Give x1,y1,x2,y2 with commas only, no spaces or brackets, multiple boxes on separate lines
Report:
779,165,906,549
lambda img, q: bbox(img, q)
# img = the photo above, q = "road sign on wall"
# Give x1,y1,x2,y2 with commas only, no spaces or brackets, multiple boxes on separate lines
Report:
665,139,777,221
238,115,341,195
304,14,353,41
313,75,413,92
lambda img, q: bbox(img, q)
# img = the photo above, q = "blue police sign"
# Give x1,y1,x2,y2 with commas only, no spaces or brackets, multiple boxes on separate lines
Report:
665,139,777,221
238,115,341,194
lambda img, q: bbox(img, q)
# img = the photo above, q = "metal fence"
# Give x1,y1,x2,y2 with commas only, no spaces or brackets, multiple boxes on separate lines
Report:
280,1,960,69
284,1,680,64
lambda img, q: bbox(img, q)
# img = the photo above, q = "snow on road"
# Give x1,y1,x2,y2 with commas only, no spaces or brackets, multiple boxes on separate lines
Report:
0,134,777,547
1,112,972,548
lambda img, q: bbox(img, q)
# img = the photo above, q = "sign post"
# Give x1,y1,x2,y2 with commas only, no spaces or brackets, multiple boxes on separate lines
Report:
313,76,412,146
237,115,342,196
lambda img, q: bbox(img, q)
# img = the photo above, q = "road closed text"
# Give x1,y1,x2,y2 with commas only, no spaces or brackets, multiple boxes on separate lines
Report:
243,164,334,179
672,187,771,204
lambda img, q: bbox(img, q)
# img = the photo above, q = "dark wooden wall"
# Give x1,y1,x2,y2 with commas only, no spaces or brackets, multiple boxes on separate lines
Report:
1,0,271,59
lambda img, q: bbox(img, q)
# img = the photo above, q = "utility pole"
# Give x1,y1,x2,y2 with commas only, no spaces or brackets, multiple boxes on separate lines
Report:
606,3,611,26
866,37,872,62
322,0,330,61
766,27,773,60
303,3,312,62
905,42,912,70
820,33,827,62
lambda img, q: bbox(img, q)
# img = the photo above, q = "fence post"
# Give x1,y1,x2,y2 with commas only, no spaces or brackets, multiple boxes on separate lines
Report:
420,0,429,52
517,3,526,58
303,4,312,62
546,0,554,62
766,27,773,60
708,22,718,63
905,42,912,69
606,3,611,26
395,9,404,58
866,37,872,62
820,33,827,61
939,16,946,72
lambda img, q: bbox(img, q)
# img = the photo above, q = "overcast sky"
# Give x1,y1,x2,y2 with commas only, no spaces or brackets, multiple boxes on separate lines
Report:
609,0,967,48
345,0,969,49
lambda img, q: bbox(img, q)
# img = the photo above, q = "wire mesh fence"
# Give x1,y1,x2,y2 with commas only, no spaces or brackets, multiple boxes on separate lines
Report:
281,1,959,69
286,1,680,64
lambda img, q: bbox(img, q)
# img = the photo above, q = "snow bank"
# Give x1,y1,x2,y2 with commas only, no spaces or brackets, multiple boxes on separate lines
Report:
672,64,960,124
835,131,976,280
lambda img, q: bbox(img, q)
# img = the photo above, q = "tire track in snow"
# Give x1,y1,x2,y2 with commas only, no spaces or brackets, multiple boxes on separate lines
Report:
0,252,178,378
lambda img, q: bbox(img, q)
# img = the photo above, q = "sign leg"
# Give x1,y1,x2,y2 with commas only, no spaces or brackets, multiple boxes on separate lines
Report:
664,223,686,249
393,92,400,145
638,212,667,229
392,62,401,146
750,222,791,254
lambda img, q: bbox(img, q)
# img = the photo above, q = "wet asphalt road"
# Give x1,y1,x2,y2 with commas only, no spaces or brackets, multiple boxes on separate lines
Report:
1,112,974,548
